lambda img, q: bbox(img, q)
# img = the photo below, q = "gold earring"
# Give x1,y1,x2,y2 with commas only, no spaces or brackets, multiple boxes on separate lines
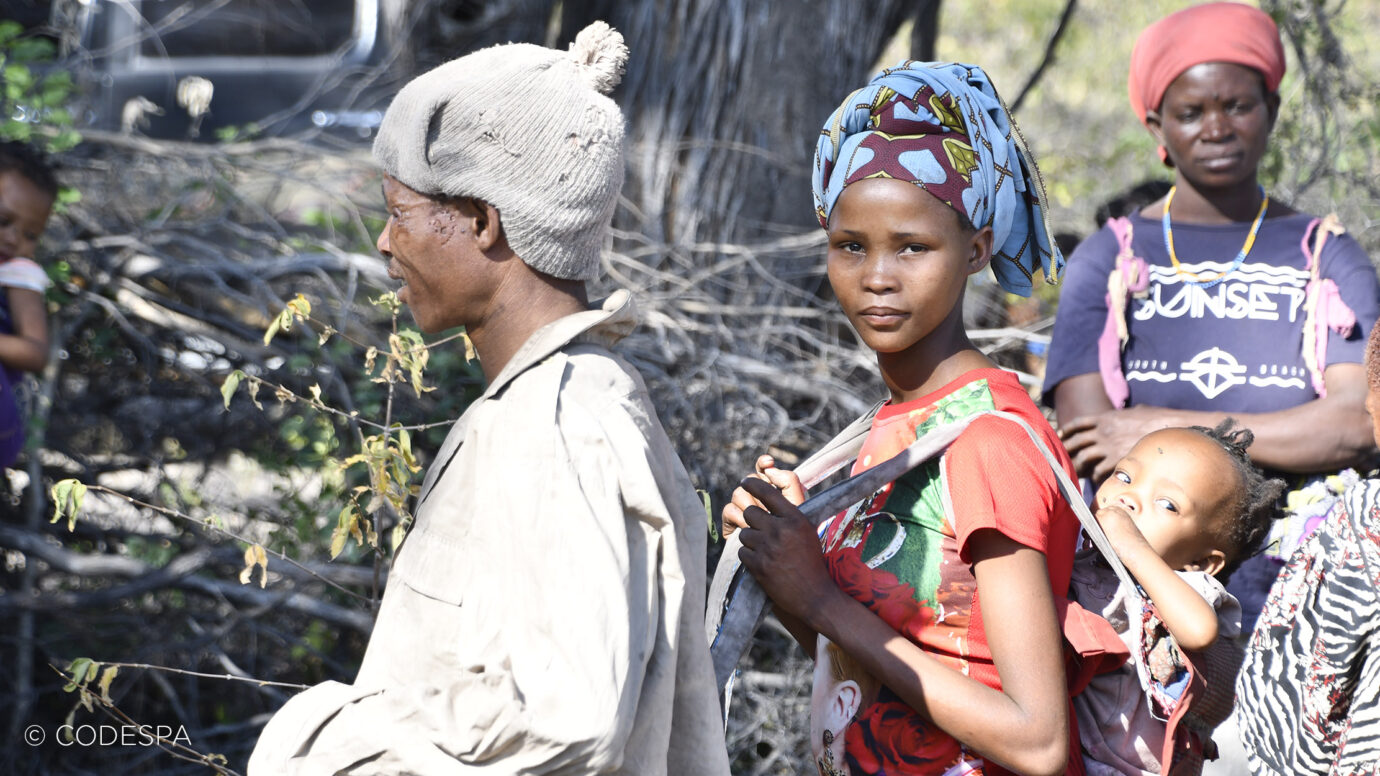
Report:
818,729,848,776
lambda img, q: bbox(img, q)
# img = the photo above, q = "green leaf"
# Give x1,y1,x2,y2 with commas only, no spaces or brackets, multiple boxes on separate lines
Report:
287,294,311,320
50,129,82,153
238,544,268,587
97,666,118,703
220,370,244,409
1,118,31,140
10,37,54,62
50,479,87,531
63,657,94,692
699,490,718,543
263,315,282,345
3,63,32,89
329,504,358,559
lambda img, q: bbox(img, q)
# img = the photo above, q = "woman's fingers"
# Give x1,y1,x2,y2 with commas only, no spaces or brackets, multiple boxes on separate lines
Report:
721,502,745,537
759,466,806,506
722,475,771,536
754,454,776,475
1058,414,1097,439
741,476,805,519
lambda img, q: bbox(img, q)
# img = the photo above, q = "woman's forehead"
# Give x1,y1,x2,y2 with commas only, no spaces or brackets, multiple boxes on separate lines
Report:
1165,62,1267,101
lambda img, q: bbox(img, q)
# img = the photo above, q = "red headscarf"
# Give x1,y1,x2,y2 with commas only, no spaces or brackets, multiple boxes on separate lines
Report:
1128,2,1286,140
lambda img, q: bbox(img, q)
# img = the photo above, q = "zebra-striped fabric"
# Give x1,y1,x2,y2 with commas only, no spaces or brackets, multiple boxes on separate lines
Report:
1235,478,1380,775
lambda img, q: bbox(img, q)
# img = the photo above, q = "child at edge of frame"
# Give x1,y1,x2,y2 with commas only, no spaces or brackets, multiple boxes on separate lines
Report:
0,140,57,475
721,60,1084,776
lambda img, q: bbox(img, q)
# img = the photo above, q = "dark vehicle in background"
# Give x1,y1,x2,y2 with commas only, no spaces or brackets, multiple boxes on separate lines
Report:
31,0,412,141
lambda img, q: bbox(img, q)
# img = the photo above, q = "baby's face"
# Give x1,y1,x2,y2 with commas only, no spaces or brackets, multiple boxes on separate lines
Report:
1096,428,1237,573
0,170,53,263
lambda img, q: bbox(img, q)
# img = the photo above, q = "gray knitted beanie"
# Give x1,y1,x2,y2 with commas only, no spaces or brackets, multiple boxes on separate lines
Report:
373,22,629,281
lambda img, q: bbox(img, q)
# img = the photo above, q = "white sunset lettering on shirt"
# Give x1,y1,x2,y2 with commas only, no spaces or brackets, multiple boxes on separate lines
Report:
1130,263,1309,323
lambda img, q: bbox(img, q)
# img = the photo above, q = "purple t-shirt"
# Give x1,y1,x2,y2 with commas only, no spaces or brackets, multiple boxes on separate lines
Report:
1044,211,1380,413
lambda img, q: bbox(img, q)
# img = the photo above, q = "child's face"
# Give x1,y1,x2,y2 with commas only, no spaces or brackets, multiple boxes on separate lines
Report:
1096,428,1236,573
0,170,54,263
825,178,990,357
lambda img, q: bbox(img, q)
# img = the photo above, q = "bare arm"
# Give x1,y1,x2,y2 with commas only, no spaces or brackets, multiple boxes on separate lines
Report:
1054,366,1376,482
0,286,48,374
737,479,1070,776
1096,505,1218,651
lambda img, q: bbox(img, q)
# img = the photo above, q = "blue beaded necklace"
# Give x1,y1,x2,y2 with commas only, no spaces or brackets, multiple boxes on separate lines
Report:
1161,184,1269,289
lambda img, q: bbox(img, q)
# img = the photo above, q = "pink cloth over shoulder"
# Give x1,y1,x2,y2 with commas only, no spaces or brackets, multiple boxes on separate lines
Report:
1128,2,1286,159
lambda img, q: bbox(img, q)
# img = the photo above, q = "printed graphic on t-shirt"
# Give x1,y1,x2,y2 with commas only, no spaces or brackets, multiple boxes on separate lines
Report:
810,380,992,776
1123,261,1317,406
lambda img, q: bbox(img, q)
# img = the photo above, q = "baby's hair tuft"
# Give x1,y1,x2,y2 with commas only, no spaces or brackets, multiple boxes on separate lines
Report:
1188,419,1285,583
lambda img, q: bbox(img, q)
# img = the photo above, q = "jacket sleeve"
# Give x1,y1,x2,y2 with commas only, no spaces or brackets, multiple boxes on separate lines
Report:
249,355,674,775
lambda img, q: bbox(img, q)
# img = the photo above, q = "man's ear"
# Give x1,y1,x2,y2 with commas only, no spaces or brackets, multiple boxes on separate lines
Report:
968,225,994,276
1265,91,1281,131
471,199,505,252
1187,548,1227,578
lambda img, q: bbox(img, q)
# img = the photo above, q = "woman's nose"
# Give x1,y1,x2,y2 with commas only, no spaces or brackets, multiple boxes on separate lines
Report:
861,254,897,293
1201,110,1232,141
1115,492,1139,512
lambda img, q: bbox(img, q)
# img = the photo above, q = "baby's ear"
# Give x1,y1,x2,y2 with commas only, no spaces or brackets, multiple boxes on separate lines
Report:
1187,548,1227,577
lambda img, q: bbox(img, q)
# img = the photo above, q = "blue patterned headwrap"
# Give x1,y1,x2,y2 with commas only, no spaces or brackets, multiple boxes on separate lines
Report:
812,61,1064,297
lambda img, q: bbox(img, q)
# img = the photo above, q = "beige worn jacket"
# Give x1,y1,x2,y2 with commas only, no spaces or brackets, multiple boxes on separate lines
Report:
249,291,730,775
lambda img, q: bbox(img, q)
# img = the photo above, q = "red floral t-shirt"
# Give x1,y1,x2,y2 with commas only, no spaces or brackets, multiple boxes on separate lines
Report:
811,369,1081,776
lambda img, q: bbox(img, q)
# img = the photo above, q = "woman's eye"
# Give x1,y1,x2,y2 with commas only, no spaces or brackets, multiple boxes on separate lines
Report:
903,244,930,255
1114,470,1131,483
1155,498,1178,513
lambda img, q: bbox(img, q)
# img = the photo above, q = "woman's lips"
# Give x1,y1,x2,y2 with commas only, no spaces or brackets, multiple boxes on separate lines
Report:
1198,153,1243,172
859,307,907,326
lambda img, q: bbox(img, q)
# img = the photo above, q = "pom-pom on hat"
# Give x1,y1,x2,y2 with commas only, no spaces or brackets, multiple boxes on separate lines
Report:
373,22,629,281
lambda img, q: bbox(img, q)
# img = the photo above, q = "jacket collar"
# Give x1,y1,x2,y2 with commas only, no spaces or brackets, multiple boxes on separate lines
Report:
479,288,637,401
410,289,639,516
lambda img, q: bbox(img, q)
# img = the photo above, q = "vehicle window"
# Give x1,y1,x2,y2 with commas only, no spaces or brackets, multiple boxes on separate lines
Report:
137,0,358,58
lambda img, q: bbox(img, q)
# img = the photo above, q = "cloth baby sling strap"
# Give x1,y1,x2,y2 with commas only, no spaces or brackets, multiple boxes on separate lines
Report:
705,407,1226,774
1097,214,1356,407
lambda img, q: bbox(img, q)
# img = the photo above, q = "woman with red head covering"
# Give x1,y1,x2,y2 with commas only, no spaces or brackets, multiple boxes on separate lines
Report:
1042,2,1380,770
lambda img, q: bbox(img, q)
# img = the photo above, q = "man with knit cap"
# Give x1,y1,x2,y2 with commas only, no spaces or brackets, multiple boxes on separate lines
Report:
249,23,731,776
